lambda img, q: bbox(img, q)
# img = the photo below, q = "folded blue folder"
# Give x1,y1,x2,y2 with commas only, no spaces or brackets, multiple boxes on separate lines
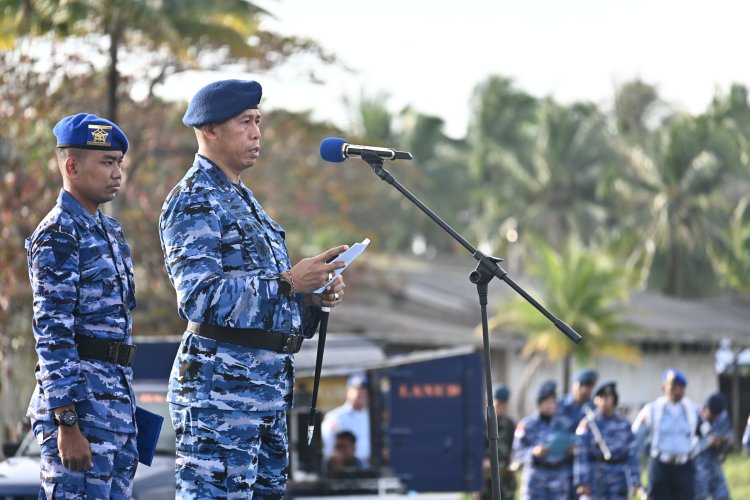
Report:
135,406,164,466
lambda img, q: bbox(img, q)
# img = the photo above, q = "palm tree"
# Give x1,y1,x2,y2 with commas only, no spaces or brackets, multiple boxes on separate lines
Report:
0,0,332,122
709,197,750,295
614,112,736,296
467,86,616,257
704,84,750,295
517,99,616,248
465,76,537,255
488,240,640,415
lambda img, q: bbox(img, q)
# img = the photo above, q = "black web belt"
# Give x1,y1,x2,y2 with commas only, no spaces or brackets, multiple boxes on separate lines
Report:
532,459,567,469
592,455,629,464
76,337,138,367
186,321,303,354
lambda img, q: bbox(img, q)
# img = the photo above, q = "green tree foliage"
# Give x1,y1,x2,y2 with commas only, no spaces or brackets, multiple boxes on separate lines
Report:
613,112,736,296
466,76,537,254
0,0,334,122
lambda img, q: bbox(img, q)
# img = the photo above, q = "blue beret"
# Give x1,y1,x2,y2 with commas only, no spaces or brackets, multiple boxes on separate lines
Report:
594,380,617,399
705,393,725,414
183,79,262,127
347,373,368,388
663,368,687,386
574,369,598,385
536,380,557,403
662,368,687,385
493,384,510,401
53,113,128,154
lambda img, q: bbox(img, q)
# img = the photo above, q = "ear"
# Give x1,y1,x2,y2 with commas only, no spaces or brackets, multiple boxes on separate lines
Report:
63,155,80,179
200,123,220,141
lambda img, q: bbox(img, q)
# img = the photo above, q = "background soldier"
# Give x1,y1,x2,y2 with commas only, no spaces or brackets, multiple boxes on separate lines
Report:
632,368,699,500
483,384,517,499
26,113,139,498
159,79,348,497
512,380,570,500
694,393,733,500
557,368,597,500
574,381,640,499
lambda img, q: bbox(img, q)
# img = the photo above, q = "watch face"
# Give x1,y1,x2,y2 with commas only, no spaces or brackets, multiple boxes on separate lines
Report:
60,410,78,426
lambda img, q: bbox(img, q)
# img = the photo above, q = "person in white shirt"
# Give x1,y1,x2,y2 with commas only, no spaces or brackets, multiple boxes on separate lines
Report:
631,368,699,500
321,373,370,466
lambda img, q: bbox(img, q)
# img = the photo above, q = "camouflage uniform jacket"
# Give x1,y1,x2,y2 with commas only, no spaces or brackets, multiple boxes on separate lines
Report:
513,413,569,466
574,411,640,493
25,189,137,433
159,154,321,412
695,410,734,462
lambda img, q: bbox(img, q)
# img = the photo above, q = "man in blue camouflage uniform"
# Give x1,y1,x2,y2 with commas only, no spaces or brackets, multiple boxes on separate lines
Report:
557,368,597,499
575,381,640,499
159,79,349,498
694,393,733,500
26,113,139,498
512,380,570,500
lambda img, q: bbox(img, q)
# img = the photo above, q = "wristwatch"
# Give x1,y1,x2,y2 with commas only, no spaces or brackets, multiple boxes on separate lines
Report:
54,408,79,427
278,273,293,296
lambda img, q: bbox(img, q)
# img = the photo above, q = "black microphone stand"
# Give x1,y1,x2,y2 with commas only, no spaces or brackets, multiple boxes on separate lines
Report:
359,150,582,500
307,305,331,446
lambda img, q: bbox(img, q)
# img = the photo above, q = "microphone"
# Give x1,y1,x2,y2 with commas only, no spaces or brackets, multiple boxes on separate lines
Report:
320,137,413,163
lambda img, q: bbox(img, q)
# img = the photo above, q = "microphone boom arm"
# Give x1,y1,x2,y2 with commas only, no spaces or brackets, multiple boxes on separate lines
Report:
359,150,582,344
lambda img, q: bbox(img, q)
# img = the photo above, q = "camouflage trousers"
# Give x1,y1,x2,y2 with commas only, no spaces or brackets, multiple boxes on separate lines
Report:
170,403,288,499
694,457,730,500
33,420,138,499
519,464,570,500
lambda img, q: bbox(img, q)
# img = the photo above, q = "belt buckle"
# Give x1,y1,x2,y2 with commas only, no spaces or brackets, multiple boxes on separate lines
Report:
660,453,684,465
125,344,137,366
283,334,302,354
108,342,122,364
108,342,137,366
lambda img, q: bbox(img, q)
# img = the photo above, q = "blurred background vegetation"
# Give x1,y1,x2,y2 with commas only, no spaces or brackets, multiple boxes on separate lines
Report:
1,1,749,465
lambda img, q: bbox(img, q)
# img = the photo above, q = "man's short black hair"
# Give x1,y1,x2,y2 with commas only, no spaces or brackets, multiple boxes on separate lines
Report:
335,430,357,445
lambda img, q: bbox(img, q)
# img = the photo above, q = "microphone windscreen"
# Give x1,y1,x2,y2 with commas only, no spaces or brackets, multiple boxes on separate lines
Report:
319,137,347,163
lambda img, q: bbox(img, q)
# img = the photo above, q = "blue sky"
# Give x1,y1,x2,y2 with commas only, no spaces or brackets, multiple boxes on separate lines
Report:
164,0,750,139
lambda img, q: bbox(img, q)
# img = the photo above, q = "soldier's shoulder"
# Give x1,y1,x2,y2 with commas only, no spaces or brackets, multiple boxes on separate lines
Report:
162,170,217,214
30,207,78,244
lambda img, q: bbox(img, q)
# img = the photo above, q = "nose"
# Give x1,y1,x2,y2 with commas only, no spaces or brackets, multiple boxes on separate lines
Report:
113,161,123,179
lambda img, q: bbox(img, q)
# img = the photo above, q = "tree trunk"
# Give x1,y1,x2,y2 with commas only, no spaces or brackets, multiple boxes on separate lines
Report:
107,22,121,123
666,222,679,295
107,19,124,218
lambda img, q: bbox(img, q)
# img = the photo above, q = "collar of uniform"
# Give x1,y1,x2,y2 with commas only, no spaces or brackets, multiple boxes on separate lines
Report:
58,188,100,230
194,154,237,192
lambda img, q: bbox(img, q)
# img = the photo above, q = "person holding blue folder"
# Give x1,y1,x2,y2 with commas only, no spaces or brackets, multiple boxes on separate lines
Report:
512,380,571,499
25,114,142,498
159,79,349,497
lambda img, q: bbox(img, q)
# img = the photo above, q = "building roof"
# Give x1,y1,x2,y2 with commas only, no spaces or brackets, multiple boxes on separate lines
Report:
332,254,750,349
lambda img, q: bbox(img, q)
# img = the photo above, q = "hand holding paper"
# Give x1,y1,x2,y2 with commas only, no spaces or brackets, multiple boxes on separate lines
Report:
314,238,370,293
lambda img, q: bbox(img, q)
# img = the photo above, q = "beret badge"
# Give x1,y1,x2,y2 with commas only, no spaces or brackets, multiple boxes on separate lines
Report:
88,124,112,148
